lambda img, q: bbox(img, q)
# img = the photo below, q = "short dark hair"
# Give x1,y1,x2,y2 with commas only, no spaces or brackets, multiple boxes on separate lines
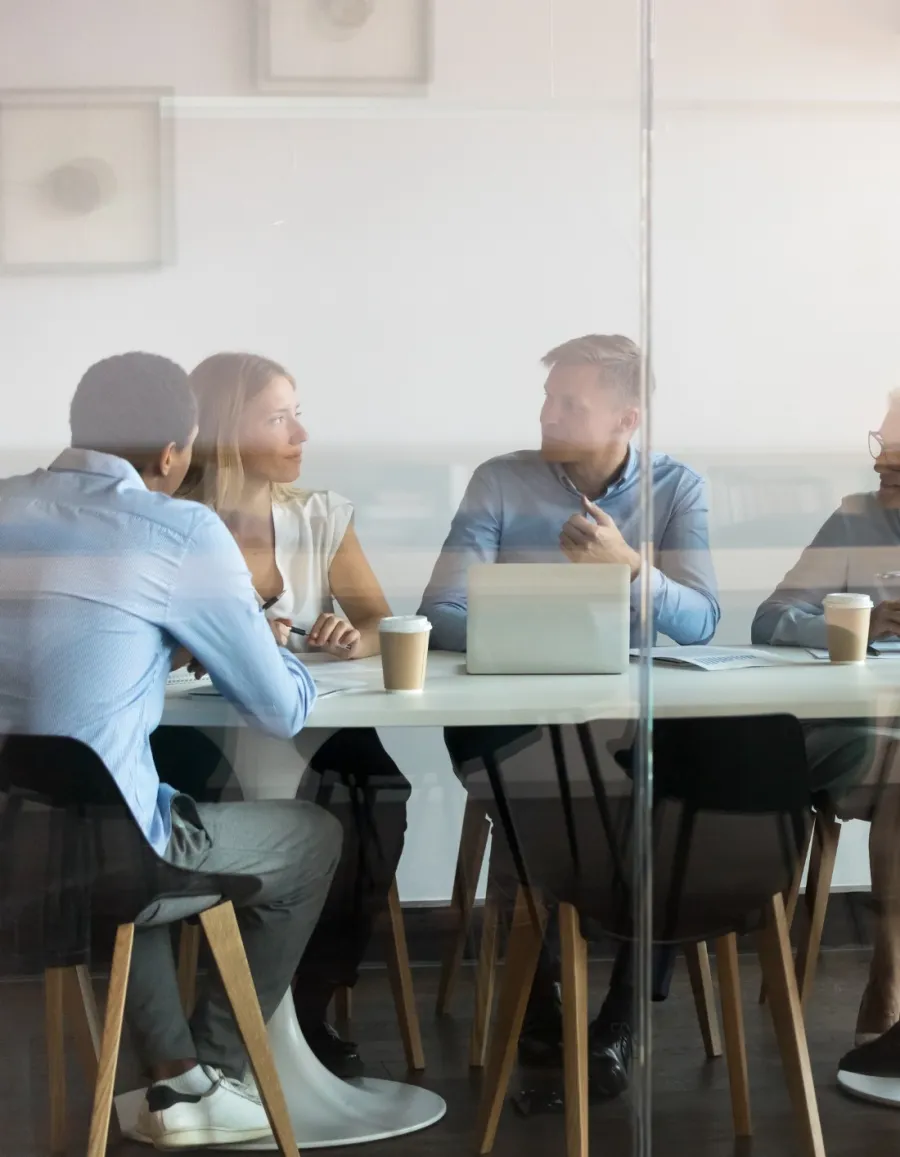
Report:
70,353,197,466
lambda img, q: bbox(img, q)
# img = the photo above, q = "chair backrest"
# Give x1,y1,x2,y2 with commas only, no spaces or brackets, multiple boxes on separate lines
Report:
461,715,813,944
0,734,250,973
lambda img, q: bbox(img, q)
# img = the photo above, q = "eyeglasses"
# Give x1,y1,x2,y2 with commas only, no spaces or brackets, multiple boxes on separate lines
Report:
868,430,900,459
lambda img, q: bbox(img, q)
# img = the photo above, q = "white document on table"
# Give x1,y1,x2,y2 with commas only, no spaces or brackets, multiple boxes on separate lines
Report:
806,641,900,660
629,646,805,671
188,675,366,699
167,661,365,698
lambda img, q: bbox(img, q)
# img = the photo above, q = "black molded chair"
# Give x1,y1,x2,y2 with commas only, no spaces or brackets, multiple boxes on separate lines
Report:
0,734,298,1157
439,725,722,1069
469,716,824,1157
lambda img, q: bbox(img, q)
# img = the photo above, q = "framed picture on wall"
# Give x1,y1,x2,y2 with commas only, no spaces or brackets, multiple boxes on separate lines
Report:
256,0,432,95
0,88,174,275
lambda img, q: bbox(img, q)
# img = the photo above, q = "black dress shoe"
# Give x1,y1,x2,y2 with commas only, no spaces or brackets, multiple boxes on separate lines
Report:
589,1015,632,1099
514,1016,632,1115
302,1021,365,1079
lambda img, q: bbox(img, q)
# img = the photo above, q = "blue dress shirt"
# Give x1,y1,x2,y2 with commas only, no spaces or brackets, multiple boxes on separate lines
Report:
419,448,720,650
0,449,316,854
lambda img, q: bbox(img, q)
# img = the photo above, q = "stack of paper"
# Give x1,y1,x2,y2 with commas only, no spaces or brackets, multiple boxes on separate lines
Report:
629,646,806,672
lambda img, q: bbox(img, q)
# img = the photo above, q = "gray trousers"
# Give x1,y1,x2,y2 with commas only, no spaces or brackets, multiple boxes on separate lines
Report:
125,795,342,1078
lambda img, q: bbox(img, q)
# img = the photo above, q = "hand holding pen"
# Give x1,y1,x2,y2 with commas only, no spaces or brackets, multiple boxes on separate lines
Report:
261,597,358,656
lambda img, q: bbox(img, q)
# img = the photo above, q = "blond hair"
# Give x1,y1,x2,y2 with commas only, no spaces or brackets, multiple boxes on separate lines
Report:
542,334,650,402
181,352,297,512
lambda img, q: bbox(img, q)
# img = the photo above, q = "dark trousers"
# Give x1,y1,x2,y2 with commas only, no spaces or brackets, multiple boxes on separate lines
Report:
150,725,411,1026
443,724,676,1028
293,727,410,1023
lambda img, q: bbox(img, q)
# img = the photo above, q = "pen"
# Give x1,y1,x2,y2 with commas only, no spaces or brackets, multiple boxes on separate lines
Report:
288,625,353,650
259,596,352,650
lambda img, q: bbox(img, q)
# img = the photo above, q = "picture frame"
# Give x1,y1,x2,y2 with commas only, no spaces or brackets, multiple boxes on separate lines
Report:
0,88,174,275
256,0,432,96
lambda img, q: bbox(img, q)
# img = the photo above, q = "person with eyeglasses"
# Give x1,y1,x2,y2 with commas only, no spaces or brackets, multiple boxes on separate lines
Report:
752,390,900,1105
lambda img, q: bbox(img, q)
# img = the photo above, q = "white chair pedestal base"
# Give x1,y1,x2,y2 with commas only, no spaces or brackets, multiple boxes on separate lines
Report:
115,992,446,1149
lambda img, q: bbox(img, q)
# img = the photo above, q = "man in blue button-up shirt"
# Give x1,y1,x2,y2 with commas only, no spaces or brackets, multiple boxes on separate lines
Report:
420,334,719,649
422,335,720,1106
0,354,340,1147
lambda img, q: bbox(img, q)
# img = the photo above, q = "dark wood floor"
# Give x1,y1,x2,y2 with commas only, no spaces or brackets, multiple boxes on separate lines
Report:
3,949,898,1156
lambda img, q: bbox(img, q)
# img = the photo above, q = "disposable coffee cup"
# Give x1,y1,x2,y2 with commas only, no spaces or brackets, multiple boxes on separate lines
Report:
875,571,900,605
822,593,872,664
379,615,432,693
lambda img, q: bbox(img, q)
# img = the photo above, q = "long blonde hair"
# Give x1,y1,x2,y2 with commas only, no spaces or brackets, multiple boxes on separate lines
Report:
181,352,298,512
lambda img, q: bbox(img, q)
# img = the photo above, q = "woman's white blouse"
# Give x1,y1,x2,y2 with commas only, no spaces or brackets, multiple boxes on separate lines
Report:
263,489,353,649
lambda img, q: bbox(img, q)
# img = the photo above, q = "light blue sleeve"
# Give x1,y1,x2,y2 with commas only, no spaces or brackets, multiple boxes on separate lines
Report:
164,509,316,738
418,464,503,652
751,510,850,649
641,474,721,645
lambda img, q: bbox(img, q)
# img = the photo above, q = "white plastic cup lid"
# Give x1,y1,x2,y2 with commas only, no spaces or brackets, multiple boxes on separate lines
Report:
823,592,873,609
379,615,432,634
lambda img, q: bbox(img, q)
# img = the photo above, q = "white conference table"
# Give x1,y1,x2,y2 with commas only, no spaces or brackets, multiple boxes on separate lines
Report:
122,647,900,1149
161,647,900,731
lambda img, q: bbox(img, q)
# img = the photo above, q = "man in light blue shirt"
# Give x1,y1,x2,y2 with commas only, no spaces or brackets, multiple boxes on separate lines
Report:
0,353,341,1148
753,394,900,1104
421,335,719,1106
420,337,719,649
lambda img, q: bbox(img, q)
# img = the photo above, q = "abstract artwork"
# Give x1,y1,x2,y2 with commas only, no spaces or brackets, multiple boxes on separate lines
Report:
256,0,432,95
0,89,173,274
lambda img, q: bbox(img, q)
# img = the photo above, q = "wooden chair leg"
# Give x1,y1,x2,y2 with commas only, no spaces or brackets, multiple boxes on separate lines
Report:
760,820,814,1005
64,965,102,1090
685,942,722,1059
476,888,546,1156
436,803,491,1016
86,923,134,1157
333,986,352,1034
177,920,202,1018
715,933,751,1139
795,809,841,1009
560,904,590,1157
757,893,826,1157
385,877,426,1071
199,902,298,1157
64,964,122,1146
45,967,68,1156
469,890,500,1069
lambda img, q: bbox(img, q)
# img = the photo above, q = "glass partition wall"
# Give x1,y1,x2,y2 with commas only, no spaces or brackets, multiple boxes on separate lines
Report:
645,5,900,1157
14,4,900,1157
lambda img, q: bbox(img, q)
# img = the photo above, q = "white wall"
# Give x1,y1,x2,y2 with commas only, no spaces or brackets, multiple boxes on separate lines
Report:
3,0,899,895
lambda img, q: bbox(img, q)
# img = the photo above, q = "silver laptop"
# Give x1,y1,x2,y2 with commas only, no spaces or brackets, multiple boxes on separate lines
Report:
466,563,631,675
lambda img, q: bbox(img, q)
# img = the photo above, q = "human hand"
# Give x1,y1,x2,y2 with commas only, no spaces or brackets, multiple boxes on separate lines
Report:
171,646,191,671
268,617,293,648
869,600,900,640
307,612,362,658
172,647,207,680
559,496,641,579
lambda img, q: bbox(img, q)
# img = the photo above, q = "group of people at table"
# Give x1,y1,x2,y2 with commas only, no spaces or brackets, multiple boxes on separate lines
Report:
0,333,898,1148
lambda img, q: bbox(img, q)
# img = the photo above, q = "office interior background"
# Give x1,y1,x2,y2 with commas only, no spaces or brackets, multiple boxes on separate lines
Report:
2,4,900,1155
1,0,891,899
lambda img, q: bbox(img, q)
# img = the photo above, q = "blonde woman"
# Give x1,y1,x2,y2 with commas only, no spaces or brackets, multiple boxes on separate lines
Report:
180,352,410,1078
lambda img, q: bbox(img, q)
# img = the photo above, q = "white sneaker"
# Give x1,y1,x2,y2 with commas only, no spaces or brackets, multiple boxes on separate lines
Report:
136,1066,274,1149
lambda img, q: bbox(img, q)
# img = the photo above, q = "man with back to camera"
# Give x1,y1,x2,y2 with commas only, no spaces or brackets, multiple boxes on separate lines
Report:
752,391,900,1104
418,334,720,1100
0,353,342,1149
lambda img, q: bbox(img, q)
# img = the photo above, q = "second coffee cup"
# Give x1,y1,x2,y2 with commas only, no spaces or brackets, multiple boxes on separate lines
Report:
379,615,432,693
822,592,872,663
